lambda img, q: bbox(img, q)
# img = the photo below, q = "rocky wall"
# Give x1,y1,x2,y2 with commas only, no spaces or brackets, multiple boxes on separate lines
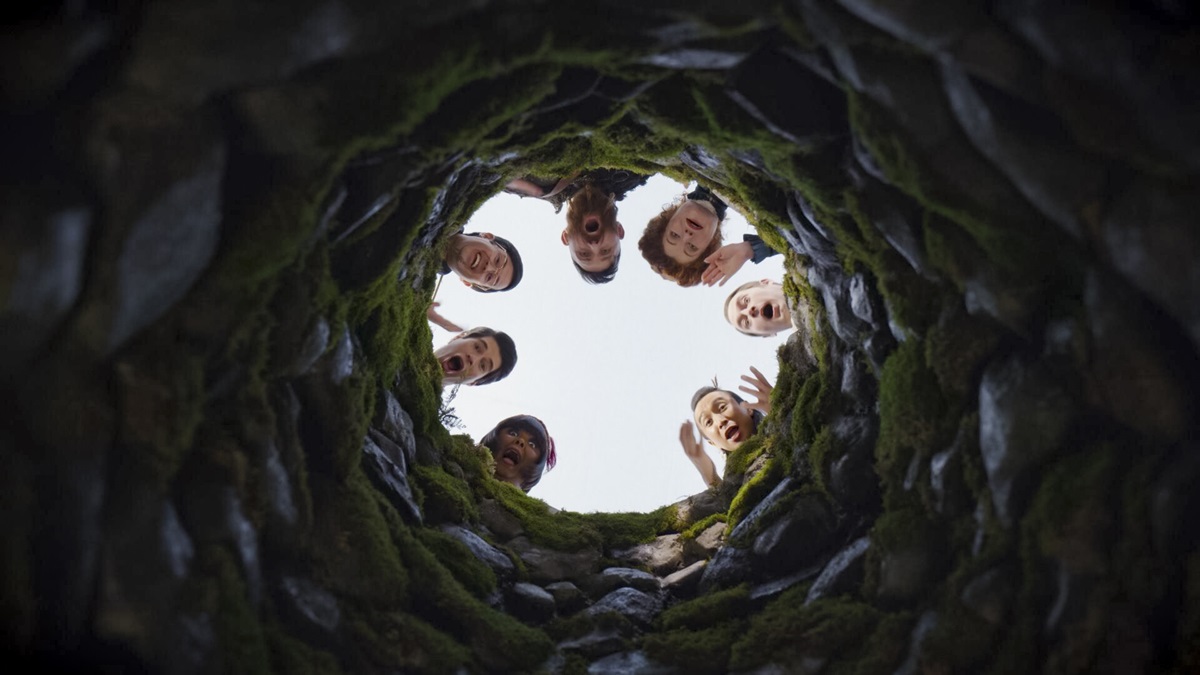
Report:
2,1,1198,673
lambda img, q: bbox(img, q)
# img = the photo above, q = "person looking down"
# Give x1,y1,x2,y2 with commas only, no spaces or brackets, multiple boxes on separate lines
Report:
724,280,794,337
479,414,557,492
679,367,773,487
433,327,517,387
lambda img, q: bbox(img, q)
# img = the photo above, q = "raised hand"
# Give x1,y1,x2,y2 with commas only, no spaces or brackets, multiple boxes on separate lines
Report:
679,420,719,487
738,366,774,415
701,241,754,287
426,302,464,332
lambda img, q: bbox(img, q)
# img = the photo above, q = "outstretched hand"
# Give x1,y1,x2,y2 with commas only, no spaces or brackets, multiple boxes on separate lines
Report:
701,241,754,287
679,421,720,487
426,302,464,332
739,366,774,415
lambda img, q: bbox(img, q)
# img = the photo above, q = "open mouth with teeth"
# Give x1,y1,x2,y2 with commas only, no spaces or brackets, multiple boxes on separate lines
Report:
441,355,465,375
723,423,742,443
469,252,483,269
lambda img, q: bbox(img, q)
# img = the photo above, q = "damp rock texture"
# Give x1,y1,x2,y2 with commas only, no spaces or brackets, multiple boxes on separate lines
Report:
3,2,1199,674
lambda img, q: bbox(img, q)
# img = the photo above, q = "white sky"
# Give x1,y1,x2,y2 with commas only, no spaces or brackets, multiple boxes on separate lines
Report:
431,174,789,513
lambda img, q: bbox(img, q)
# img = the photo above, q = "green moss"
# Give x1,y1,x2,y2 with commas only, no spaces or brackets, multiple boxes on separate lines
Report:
411,465,479,524
729,590,886,671
643,619,746,675
726,455,786,535
723,433,769,478
875,338,946,507
482,478,679,551
265,624,344,675
681,513,728,541
393,523,553,671
861,507,941,599
806,425,835,496
345,610,472,673
198,545,272,675
658,584,750,631
311,470,410,607
414,528,497,599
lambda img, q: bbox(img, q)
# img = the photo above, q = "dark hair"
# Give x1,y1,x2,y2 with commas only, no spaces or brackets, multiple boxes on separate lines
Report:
464,232,524,293
457,326,517,385
689,383,763,446
638,203,724,288
573,251,620,284
479,414,557,491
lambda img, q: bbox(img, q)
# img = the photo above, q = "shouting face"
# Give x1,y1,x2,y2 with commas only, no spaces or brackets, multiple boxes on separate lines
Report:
490,426,543,489
725,280,792,336
434,334,503,386
563,184,624,273
693,390,756,453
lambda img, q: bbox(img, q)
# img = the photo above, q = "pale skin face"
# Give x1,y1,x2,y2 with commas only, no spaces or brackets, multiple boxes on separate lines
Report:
434,334,502,386
561,217,625,273
491,426,542,488
725,280,791,336
693,390,757,453
445,233,513,290
663,199,720,264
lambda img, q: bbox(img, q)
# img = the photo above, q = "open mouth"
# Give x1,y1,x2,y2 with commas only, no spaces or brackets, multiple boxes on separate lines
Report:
470,252,482,269
441,355,464,374
501,449,521,466
686,218,703,231
762,304,775,319
583,214,602,234
723,424,741,442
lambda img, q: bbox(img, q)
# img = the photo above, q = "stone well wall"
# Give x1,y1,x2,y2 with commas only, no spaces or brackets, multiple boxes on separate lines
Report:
2,1,1198,673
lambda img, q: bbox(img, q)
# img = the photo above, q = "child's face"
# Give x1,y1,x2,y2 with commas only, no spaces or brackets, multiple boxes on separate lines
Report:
693,390,755,453
662,199,719,264
491,426,542,487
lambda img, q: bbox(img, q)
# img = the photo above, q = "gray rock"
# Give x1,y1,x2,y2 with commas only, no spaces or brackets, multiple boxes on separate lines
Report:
876,546,935,605
545,581,586,615
827,414,880,509
673,490,725,526
698,545,757,594
661,561,707,595
960,566,1015,625
611,534,683,576
809,266,873,349
978,354,1078,526
941,58,1103,240
273,576,342,651
262,439,299,528
640,49,745,70
784,192,841,271
749,563,824,604
751,494,839,574
588,650,678,674
0,197,90,375
510,536,601,584
373,390,417,463
806,536,870,604
727,47,848,147
478,498,524,541
582,567,660,598
585,587,663,628
893,611,938,675
683,522,726,563
728,477,795,545
177,484,262,608
506,582,556,624
836,0,987,53
928,436,969,518
361,434,421,524
558,627,627,660
438,524,514,577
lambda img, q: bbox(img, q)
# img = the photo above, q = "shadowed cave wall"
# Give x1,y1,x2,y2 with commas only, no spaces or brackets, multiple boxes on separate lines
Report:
2,1,1199,673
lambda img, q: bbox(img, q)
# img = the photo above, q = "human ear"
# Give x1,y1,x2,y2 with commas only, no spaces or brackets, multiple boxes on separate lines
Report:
760,278,772,285
480,232,495,240
560,230,569,246
616,222,625,239
461,279,473,288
